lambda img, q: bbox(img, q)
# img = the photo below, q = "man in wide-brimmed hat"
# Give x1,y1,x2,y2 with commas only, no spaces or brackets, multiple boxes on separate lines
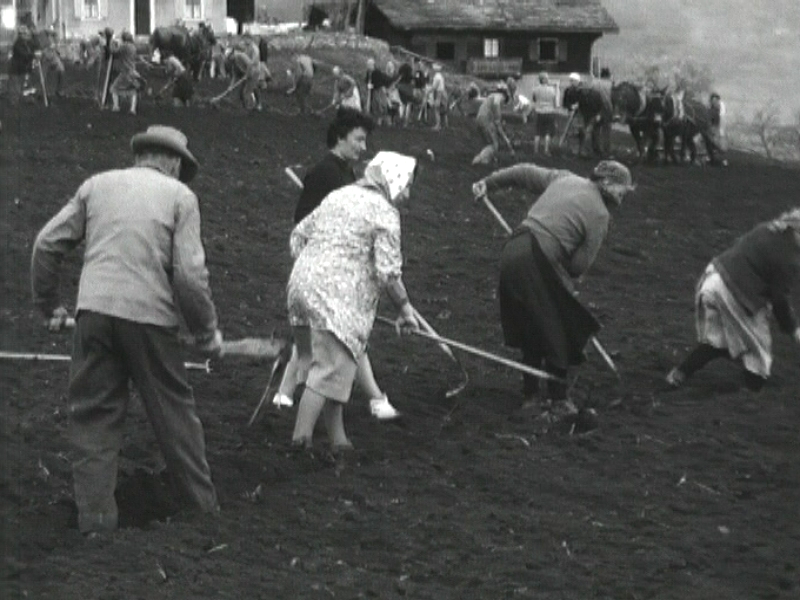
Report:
31,125,223,535
472,160,635,413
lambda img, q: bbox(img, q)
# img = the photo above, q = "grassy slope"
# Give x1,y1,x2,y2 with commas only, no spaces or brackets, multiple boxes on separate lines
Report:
594,0,800,123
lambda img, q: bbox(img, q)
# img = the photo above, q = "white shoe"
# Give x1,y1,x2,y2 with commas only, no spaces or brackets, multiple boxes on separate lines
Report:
272,393,294,409
369,395,400,420
665,367,685,389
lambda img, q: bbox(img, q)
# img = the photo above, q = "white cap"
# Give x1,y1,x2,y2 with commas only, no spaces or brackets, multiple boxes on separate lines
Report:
569,72,581,82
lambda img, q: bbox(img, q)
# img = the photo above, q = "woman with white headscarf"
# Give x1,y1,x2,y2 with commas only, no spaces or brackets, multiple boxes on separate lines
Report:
667,208,800,391
288,151,420,451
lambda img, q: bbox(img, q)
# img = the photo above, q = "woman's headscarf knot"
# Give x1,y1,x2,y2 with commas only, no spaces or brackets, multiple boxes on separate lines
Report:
359,151,417,204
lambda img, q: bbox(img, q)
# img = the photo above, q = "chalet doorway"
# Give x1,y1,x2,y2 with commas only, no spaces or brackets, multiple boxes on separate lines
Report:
227,0,254,34
134,0,150,35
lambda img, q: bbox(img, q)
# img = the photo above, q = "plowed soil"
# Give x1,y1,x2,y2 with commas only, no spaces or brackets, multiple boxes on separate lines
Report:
2,76,799,599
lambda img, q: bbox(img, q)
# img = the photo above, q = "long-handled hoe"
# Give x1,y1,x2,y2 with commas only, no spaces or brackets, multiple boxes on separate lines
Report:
376,316,565,384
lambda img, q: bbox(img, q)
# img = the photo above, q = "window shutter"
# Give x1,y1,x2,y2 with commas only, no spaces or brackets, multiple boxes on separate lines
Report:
99,0,108,19
558,39,568,62
74,0,82,18
529,39,539,61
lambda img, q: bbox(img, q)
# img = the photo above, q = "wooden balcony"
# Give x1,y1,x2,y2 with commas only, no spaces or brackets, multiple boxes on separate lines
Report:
467,57,523,79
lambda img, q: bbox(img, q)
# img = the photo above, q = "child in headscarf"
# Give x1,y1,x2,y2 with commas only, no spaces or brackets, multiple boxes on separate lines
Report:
288,152,421,452
667,208,800,390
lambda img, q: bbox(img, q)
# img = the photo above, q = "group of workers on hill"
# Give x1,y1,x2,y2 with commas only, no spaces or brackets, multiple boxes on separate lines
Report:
6,21,727,167
5,22,452,132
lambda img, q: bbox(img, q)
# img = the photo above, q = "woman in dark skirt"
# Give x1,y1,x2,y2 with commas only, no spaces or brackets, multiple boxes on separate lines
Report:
473,160,635,408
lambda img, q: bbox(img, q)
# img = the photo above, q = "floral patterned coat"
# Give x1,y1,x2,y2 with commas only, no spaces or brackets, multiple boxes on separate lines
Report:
287,184,403,358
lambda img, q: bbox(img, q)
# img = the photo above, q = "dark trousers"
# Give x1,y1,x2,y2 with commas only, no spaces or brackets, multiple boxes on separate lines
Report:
678,343,765,391
6,73,27,105
68,311,218,533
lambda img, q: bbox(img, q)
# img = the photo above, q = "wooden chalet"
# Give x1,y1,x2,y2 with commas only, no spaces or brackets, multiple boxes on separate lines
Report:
364,0,619,78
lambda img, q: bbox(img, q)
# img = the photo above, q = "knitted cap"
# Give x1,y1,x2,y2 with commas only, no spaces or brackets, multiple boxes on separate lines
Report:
591,160,634,206
591,160,633,188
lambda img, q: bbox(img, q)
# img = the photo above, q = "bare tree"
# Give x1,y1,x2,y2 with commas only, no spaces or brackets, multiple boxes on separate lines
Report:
328,0,358,31
355,0,369,33
752,101,780,160
343,0,355,30
795,108,800,155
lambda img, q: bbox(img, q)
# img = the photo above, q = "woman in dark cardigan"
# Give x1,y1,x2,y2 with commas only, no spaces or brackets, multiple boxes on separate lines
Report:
667,209,800,390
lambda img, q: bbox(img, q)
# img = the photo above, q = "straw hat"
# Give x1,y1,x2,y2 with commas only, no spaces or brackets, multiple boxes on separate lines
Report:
130,125,199,183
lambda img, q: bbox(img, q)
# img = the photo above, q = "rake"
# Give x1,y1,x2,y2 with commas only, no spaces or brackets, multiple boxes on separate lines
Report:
100,55,114,108
247,347,290,427
35,57,48,107
558,108,578,149
209,76,246,105
409,308,469,398
376,316,564,382
0,350,211,373
58,317,286,361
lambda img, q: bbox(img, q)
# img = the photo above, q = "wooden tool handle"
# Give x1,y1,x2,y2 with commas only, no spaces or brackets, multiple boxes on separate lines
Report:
221,337,286,359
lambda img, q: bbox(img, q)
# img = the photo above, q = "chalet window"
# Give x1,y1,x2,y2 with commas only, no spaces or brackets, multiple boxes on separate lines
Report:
185,0,202,20
436,42,455,61
74,0,105,19
83,0,99,18
483,38,499,58
538,38,558,62
466,39,483,58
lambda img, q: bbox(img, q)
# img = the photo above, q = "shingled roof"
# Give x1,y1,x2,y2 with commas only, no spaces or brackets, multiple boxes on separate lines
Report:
371,0,619,33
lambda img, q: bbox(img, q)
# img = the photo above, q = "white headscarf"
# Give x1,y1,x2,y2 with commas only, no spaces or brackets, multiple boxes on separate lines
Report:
359,151,417,204
769,208,800,234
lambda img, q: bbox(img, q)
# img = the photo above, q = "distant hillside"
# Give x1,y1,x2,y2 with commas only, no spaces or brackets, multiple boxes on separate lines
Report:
594,0,800,123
